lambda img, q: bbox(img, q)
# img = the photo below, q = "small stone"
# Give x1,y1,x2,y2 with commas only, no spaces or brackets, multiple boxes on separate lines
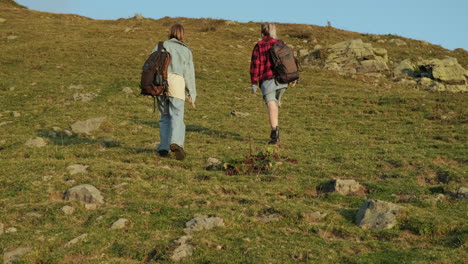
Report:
62,205,75,215
457,187,468,199
389,38,407,46
26,212,42,218
0,121,13,127
184,214,225,234
230,110,250,117
63,184,104,205
85,204,98,210
6,227,17,233
24,137,47,148
321,179,366,196
64,129,73,136
170,243,193,262
9,86,15,91
12,111,20,117
303,211,327,223
0,18,6,23
7,35,18,40
258,213,282,223
65,233,87,247
110,218,129,229
67,164,89,175
122,87,133,94
206,157,222,170
3,247,32,264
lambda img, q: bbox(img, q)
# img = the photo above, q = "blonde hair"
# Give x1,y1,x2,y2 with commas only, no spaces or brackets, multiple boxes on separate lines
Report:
169,23,184,42
261,23,277,39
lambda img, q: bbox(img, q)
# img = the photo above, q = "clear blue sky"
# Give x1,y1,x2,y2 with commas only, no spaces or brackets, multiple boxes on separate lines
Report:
16,0,468,50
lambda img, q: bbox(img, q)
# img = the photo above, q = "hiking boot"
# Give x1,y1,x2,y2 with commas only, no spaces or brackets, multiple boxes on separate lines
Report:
158,150,169,157
170,144,186,160
268,127,279,145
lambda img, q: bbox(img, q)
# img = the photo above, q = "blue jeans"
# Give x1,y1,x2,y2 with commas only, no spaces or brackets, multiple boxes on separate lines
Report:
157,96,185,151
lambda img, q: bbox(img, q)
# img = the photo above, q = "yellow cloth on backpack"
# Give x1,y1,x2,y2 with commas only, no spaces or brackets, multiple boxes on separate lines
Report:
167,73,185,100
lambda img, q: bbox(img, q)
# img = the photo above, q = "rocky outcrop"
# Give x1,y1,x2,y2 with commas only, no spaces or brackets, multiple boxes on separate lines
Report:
393,57,467,92
324,39,389,76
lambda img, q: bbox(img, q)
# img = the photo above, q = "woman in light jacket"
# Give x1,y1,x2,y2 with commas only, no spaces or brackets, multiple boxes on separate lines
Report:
154,24,196,160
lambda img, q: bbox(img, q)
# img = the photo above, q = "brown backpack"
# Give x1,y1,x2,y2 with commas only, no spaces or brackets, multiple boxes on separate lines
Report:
140,41,171,97
270,40,300,84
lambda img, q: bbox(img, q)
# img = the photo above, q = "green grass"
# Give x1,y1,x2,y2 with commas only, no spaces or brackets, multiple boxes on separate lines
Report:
0,3,467,264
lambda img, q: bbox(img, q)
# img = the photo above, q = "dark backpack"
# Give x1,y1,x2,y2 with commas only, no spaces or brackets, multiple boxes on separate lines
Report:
140,41,171,97
270,40,300,84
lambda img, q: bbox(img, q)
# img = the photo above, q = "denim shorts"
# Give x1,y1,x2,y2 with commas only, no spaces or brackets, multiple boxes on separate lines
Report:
263,88,286,104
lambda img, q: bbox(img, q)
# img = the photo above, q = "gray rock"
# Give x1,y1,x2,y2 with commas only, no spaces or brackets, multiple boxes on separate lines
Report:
63,184,104,205
67,164,89,175
5,227,17,233
359,59,389,73
355,199,402,229
110,218,129,229
388,38,407,46
0,121,13,127
7,35,18,40
3,247,32,264
24,137,47,148
230,110,250,117
170,242,193,262
457,187,468,199
122,87,133,94
257,213,282,223
65,233,87,247
322,179,366,195
72,93,97,102
184,214,225,234
70,117,106,134
398,78,418,87
325,39,388,75
62,205,75,215
393,59,415,77
26,212,42,218
418,57,467,87
303,211,327,223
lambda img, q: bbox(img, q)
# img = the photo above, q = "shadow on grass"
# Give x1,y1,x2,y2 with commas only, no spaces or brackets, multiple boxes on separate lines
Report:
130,120,243,140
337,208,358,224
186,124,243,140
37,129,100,146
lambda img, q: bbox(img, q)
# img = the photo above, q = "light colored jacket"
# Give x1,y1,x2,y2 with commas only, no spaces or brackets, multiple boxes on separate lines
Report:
152,38,196,103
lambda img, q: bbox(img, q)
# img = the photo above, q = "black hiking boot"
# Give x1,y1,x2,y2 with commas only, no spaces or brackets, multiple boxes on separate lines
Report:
170,144,186,160
158,150,169,157
268,127,279,145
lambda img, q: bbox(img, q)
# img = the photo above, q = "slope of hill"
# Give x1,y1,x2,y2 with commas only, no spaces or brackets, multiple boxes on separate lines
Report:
0,2,466,263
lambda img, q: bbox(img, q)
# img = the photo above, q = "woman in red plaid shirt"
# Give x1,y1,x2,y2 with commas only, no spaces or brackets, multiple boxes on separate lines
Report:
250,23,288,145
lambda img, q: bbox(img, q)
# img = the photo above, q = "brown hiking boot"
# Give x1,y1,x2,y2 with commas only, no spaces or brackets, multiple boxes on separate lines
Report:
170,144,186,160
268,127,279,145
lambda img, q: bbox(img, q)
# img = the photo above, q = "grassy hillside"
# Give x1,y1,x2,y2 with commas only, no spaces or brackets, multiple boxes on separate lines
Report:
0,3,467,264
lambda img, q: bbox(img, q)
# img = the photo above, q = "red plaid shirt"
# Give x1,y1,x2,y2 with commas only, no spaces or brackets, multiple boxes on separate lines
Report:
250,36,278,85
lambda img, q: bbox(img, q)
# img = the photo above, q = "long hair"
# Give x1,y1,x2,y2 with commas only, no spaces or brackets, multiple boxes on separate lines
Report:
261,23,277,39
169,23,184,42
